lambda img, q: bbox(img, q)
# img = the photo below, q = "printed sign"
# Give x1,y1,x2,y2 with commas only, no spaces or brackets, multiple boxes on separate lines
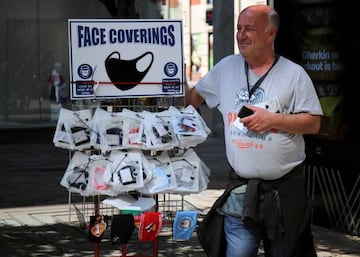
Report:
68,19,185,99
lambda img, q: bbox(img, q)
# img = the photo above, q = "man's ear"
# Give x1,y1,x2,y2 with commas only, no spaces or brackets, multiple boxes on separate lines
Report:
268,27,277,41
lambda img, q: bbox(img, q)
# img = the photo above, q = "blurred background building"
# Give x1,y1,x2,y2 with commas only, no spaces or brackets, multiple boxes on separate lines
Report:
1,0,276,129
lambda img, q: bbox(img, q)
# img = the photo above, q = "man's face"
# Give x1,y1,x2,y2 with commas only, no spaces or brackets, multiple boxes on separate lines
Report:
236,9,269,58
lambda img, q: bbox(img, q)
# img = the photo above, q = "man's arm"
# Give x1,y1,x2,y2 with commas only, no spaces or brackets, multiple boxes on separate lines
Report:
185,84,205,108
270,112,321,135
241,106,321,135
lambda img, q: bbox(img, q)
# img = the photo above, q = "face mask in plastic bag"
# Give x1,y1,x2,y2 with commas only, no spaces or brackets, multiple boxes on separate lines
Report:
168,105,210,148
53,108,93,150
169,148,210,194
103,150,144,194
139,151,177,194
143,110,178,151
121,108,147,149
98,112,126,153
90,107,109,150
60,151,91,196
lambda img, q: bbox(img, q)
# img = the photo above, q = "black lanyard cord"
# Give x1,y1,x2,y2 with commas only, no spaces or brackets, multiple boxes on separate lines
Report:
245,54,280,100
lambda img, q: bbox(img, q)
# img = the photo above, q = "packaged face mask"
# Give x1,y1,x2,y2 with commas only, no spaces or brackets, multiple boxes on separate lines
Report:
111,214,135,245
53,108,93,150
173,210,198,240
104,150,144,194
88,214,109,242
138,212,162,242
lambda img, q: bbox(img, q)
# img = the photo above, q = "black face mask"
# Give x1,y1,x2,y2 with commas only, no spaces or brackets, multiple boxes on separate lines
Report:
105,51,154,91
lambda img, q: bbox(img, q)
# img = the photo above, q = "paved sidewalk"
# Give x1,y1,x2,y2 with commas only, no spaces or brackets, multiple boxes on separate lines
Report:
1,191,360,257
0,136,359,256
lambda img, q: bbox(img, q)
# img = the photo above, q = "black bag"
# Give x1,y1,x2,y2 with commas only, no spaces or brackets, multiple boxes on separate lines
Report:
197,191,229,257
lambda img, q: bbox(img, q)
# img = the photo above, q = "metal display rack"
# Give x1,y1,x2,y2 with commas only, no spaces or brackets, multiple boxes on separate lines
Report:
64,96,206,257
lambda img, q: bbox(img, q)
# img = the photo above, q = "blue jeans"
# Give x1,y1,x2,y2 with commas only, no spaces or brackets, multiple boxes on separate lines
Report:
224,215,284,257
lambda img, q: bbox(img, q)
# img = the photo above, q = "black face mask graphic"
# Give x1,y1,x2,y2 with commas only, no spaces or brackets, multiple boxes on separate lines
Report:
105,51,154,91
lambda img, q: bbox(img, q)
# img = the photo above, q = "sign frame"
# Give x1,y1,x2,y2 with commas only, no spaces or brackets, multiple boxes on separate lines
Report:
68,19,185,100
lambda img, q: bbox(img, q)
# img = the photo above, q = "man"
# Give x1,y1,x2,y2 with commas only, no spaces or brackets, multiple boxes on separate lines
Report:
187,4,322,257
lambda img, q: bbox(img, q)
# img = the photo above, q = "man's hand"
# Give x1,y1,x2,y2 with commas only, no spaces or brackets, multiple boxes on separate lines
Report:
240,106,274,133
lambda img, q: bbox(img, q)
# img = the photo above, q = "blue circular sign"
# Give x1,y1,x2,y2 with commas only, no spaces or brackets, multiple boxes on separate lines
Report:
164,62,178,77
77,64,93,79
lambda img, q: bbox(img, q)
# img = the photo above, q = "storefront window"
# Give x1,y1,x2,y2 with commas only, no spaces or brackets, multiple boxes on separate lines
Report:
292,0,346,140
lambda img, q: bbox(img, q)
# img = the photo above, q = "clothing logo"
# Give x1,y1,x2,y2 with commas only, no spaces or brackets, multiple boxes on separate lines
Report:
235,87,265,107
105,51,154,91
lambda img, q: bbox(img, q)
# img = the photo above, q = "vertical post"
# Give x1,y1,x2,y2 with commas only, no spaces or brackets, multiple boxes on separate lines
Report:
94,195,100,257
211,0,234,136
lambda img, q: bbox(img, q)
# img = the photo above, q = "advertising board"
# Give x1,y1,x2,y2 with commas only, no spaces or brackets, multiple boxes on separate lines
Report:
68,19,185,99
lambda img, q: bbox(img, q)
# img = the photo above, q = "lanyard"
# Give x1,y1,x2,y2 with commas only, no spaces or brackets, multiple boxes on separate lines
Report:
245,54,279,100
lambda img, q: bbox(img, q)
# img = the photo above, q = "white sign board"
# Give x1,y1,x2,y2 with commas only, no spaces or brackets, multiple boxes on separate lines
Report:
68,19,185,99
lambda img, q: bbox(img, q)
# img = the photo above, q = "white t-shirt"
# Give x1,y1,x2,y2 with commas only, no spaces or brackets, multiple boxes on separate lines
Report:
195,55,323,179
